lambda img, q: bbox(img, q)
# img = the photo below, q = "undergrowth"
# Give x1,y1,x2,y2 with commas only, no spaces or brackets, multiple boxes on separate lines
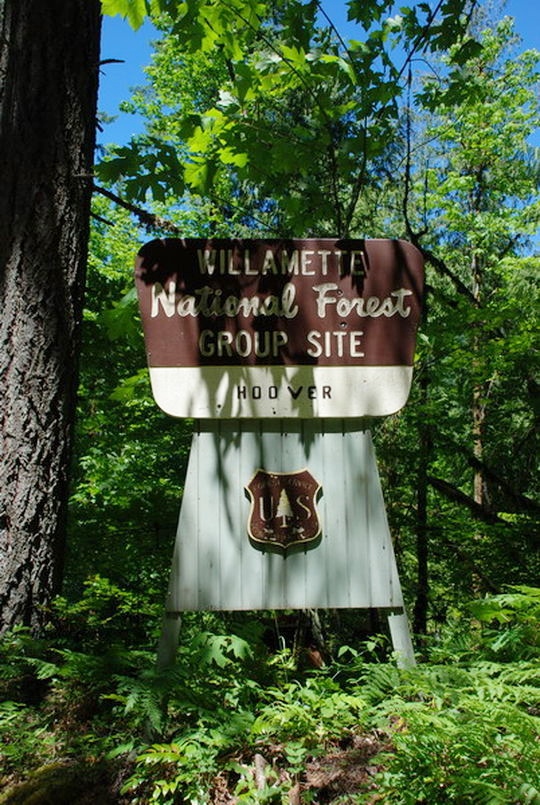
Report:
1,579,539,804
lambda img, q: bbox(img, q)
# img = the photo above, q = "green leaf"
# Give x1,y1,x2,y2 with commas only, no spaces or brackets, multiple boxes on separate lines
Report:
184,157,218,193
219,147,249,168
101,0,148,30
109,369,149,402
100,288,139,342
347,0,393,31
319,54,358,86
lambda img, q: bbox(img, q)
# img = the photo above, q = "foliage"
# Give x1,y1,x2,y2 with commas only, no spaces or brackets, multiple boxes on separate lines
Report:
468,585,540,661
93,1,540,626
370,18,540,624
371,694,539,804
355,657,540,803
65,198,193,596
5,0,538,800
1,586,539,803
98,0,483,236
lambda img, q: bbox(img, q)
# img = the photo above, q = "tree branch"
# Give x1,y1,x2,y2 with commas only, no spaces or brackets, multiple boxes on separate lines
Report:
427,475,504,524
459,450,540,514
413,241,478,305
395,0,446,83
434,532,498,592
92,184,181,233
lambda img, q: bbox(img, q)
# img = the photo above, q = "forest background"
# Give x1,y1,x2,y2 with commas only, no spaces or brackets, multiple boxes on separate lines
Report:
0,0,539,802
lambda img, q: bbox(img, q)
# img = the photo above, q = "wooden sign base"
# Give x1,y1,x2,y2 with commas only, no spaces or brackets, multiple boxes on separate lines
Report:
158,420,415,667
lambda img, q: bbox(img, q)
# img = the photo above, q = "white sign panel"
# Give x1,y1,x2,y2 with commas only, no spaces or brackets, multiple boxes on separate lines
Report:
164,421,405,612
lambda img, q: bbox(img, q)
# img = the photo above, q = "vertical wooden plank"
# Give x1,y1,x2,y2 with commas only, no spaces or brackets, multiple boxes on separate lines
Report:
236,420,253,609
215,419,239,609
364,433,401,607
258,420,286,608
194,420,208,609
166,423,200,610
344,426,372,605
196,421,219,609
344,423,366,606
310,420,349,607
300,418,328,608
341,421,359,608
240,419,268,610
279,419,306,609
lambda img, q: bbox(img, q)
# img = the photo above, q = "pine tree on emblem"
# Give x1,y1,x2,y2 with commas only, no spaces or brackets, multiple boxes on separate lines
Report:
276,489,293,528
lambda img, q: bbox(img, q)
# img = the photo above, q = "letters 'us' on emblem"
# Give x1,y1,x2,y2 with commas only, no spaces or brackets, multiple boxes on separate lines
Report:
245,469,322,553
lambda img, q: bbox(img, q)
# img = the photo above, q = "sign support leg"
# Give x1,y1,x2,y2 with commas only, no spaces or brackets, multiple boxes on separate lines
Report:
387,611,416,668
156,611,182,670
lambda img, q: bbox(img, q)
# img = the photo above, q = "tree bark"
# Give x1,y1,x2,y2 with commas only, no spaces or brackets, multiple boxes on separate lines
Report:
471,252,488,509
413,359,431,637
0,0,101,633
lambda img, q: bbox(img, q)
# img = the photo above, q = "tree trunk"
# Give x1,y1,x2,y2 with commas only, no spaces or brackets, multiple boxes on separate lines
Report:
472,383,488,506
471,252,488,509
413,360,431,637
0,0,101,633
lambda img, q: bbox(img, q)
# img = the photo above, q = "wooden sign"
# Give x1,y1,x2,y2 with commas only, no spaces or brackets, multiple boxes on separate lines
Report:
158,420,416,667
162,421,408,613
135,238,423,418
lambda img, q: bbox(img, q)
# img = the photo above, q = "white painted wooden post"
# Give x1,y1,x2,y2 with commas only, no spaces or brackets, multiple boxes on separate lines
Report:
387,612,416,668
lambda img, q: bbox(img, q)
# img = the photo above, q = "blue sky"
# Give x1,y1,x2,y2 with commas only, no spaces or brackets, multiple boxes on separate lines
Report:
97,0,540,148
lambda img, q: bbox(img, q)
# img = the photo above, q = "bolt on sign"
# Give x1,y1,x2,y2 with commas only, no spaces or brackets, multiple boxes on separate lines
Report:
135,238,424,418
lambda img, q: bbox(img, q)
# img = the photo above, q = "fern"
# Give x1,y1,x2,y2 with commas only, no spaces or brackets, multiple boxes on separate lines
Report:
357,665,540,804
519,782,540,804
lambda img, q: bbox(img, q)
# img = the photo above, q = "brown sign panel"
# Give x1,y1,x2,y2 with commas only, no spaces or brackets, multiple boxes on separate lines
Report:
135,238,424,418
245,469,322,553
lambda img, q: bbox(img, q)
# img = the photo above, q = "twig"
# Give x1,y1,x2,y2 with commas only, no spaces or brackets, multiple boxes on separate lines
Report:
253,753,268,790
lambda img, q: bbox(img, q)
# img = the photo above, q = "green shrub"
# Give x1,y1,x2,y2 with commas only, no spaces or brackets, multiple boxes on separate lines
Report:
469,585,540,661
371,696,540,804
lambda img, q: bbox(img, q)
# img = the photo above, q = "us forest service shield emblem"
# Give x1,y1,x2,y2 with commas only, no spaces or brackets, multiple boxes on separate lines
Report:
245,469,322,552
